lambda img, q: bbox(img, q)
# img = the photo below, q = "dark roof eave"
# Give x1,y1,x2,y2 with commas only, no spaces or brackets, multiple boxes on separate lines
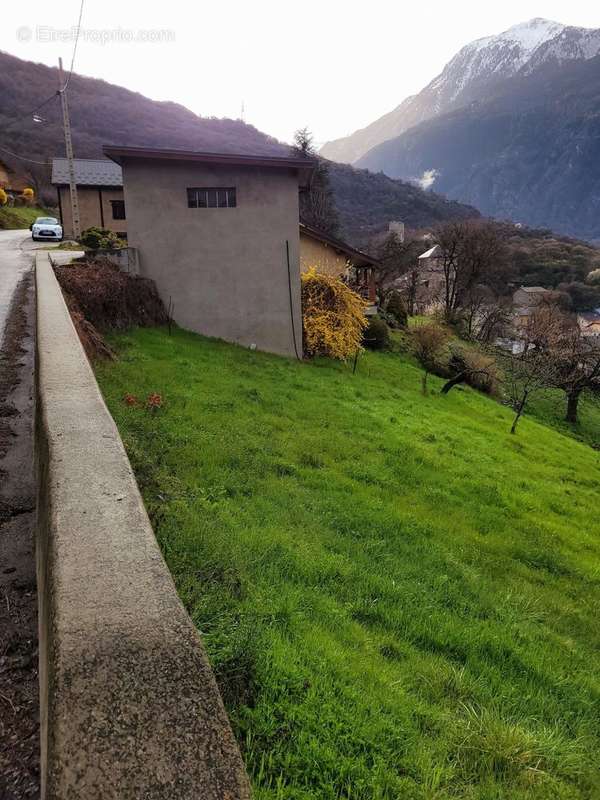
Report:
299,222,380,268
103,146,315,185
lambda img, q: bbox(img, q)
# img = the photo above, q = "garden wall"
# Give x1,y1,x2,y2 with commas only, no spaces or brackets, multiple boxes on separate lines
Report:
34,252,251,799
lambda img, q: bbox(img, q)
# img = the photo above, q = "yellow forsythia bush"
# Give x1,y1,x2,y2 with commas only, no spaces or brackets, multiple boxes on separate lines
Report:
21,187,34,203
301,267,367,360
0,188,7,206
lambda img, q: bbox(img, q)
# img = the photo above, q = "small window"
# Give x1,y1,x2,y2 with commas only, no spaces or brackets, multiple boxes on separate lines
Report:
187,187,236,209
110,200,126,220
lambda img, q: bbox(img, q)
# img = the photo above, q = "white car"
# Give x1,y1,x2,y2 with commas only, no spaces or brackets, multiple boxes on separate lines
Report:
31,216,63,242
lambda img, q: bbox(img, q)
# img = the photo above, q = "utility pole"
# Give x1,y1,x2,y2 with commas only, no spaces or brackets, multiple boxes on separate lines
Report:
58,57,81,240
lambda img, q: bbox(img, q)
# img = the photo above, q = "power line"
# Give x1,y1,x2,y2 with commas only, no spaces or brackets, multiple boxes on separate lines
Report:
0,92,60,165
2,91,59,134
0,143,48,166
61,0,86,92
0,1,85,171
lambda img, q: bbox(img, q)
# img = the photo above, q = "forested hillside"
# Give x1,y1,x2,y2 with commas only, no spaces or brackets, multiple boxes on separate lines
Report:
0,50,479,246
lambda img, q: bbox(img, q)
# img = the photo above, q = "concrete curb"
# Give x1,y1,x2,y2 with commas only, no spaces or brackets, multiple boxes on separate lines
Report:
35,252,251,799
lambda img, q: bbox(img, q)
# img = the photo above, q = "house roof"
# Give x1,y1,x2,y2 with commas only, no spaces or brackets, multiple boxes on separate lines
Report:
51,158,123,187
517,286,550,293
578,312,600,326
103,146,315,185
419,244,441,260
299,222,379,269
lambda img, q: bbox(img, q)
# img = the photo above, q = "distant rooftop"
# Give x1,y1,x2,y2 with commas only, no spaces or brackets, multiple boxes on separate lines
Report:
419,244,441,260
518,286,550,293
51,158,123,187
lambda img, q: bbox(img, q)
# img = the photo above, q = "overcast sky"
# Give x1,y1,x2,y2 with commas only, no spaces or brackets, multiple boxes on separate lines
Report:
1,1,598,146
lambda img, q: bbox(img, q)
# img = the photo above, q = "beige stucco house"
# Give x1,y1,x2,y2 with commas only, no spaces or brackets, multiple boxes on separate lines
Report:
104,146,314,358
299,222,379,302
51,158,127,239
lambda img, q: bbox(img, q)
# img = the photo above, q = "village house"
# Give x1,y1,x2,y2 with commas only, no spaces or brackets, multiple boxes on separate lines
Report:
51,158,127,238
577,311,600,338
417,244,445,295
299,222,379,304
103,146,315,358
512,285,553,326
512,285,552,308
53,149,378,357
392,243,446,312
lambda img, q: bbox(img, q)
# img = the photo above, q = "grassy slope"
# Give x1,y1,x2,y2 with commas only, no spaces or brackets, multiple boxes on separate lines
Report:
96,328,600,800
0,205,54,229
528,391,600,451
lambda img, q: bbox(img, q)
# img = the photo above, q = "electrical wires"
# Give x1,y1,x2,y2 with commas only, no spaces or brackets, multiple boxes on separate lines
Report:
0,143,49,165
60,0,86,92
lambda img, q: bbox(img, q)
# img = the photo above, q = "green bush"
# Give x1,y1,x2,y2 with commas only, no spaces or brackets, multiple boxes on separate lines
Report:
363,316,390,350
385,291,408,329
80,226,126,250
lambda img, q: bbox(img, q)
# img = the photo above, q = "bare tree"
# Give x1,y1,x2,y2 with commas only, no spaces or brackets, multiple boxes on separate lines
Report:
497,306,563,434
433,221,509,322
544,322,600,423
404,268,419,316
412,323,451,394
476,299,513,345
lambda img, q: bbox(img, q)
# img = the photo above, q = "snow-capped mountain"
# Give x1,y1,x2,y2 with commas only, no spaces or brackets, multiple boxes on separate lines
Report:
321,19,600,164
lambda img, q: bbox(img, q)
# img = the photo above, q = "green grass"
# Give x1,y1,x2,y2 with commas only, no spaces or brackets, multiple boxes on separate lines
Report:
0,204,55,229
527,391,600,451
95,327,600,800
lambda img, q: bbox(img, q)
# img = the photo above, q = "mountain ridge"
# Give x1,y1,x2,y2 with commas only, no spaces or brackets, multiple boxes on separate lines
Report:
320,18,600,166
355,53,600,241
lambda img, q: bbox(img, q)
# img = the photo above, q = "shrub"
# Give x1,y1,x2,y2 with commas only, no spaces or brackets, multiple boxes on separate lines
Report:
301,268,367,360
385,291,408,329
363,317,390,350
443,346,500,396
21,187,34,204
0,188,7,206
412,322,451,393
80,226,126,250
464,350,500,395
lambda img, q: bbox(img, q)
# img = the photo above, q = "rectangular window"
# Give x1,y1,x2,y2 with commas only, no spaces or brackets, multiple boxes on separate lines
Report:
187,187,236,208
110,200,126,220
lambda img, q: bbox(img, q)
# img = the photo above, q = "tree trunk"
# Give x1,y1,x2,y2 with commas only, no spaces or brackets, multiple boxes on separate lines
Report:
510,390,529,435
566,389,582,424
441,372,467,394
421,371,428,395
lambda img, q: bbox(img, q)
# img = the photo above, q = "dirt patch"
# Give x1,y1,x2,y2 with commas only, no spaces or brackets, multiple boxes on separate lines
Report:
0,272,39,799
53,258,168,361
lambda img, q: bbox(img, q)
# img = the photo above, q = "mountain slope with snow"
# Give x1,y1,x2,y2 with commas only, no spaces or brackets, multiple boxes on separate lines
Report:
321,19,600,164
355,53,600,241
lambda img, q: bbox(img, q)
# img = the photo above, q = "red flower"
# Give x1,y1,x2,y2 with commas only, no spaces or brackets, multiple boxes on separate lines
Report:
147,392,163,410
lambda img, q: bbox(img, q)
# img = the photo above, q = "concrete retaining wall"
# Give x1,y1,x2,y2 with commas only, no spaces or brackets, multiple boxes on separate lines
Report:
94,246,140,274
34,252,251,799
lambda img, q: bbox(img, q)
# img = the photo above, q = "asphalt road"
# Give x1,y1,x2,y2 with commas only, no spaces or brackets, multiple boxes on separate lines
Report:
0,231,39,798
0,230,39,349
